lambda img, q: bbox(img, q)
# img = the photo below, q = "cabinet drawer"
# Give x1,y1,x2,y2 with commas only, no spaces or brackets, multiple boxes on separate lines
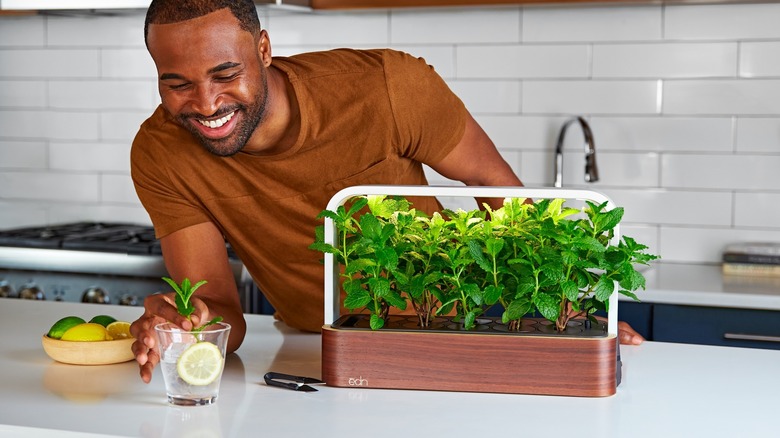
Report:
653,304,780,350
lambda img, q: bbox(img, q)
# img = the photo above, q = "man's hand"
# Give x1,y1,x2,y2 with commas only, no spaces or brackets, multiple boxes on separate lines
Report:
129,292,208,383
618,320,644,345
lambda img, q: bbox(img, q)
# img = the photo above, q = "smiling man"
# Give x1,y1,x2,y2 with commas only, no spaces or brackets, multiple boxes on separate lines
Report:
129,0,643,384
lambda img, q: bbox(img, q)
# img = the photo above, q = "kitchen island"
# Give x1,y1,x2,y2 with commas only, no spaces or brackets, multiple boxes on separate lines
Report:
1,299,778,437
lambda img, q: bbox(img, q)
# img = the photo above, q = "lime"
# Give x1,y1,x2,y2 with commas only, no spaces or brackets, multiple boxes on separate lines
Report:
61,323,112,342
176,342,224,386
47,316,86,340
88,315,117,327
106,321,132,340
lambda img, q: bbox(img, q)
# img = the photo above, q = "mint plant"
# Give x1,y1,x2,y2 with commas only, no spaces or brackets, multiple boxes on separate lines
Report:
162,277,223,333
311,194,658,333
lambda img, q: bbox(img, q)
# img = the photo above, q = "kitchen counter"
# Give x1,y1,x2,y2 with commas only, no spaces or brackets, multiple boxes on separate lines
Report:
1,299,778,437
627,262,780,311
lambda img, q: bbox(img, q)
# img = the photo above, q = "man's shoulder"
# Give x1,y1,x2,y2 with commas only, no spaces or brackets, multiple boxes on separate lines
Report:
133,106,185,149
272,48,421,79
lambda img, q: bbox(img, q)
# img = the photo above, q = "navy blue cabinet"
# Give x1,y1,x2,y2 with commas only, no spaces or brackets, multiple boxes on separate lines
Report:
652,304,780,351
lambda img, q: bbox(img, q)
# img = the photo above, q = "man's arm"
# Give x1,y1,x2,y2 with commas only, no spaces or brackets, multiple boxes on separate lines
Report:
130,221,247,383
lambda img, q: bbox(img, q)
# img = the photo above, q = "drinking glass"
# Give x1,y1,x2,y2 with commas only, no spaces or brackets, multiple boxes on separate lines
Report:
155,322,231,406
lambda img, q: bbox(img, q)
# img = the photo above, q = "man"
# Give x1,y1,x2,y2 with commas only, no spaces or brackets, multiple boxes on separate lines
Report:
130,0,643,383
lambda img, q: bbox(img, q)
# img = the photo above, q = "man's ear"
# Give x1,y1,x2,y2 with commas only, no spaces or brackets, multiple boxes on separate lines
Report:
258,29,272,67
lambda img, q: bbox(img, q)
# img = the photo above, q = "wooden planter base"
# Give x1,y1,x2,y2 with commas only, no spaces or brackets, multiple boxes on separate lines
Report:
321,316,620,397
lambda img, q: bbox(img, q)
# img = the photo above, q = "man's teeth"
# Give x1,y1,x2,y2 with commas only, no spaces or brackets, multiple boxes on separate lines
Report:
198,112,234,129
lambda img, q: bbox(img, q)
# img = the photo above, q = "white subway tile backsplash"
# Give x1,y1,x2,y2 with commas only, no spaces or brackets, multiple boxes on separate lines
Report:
523,80,659,115
267,11,388,46
601,188,732,226
591,117,733,152
101,174,138,203
101,49,157,79
664,80,780,115
447,80,520,114
519,151,554,186
0,4,779,265
50,142,130,172
739,42,780,78
476,115,569,152
391,8,520,45
0,110,99,140
666,4,780,41
660,226,780,263
0,81,46,108
593,43,737,79
101,111,152,141
562,152,660,188
47,15,145,47
662,154,780,190
734,193,780,229
0,201,47,230
0,141,47,169
0,49,99,78
49,81,155,110
457,45,589,79
523,6,662,43
736,118,780,153
390,45,455,79
0,171,98,202
0,16,45,47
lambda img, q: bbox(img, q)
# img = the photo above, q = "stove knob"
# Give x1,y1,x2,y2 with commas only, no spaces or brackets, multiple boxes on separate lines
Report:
81,287,110,304
19,283,45,300
0,281,16,298
119,294,139,306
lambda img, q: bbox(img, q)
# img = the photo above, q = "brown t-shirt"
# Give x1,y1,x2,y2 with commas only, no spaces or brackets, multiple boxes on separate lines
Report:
131,49,467,332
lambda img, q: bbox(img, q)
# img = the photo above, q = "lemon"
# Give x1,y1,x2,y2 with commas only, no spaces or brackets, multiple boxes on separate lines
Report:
47,316,86,340
88,315,117,327
176,342,224,386
61,323,112,342
106,321,132,339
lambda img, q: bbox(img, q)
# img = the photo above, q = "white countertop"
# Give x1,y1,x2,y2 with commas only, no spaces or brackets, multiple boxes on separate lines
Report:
1,299,779,437
626,262,780,311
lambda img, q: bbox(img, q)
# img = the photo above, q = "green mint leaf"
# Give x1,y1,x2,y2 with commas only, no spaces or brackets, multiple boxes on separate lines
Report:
192,316,224,334
369,314,385,330
594,276,615,302
344,290,371,309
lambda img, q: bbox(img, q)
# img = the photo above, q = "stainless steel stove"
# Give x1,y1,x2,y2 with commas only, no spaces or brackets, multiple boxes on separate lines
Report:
0,222,267,313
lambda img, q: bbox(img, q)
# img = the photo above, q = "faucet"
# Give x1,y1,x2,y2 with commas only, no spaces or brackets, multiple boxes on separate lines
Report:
553,116,599,188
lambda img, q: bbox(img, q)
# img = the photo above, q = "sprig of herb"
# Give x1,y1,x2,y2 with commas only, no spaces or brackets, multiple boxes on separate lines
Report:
162,277,223,333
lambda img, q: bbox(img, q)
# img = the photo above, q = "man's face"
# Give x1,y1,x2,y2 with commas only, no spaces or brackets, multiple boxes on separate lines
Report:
147,9,269,157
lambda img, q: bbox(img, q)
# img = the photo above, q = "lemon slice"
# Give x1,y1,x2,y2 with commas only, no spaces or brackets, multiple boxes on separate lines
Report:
106,321,132,339
176,342,223,386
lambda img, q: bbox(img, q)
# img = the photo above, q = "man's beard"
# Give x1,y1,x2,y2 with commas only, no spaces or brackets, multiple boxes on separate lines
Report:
177,72,269,157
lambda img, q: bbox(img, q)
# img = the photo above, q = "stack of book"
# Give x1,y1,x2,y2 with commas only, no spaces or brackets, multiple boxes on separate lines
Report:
722,242,780,277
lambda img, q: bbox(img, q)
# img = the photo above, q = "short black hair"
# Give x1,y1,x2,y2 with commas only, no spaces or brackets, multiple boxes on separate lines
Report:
144,0,262,47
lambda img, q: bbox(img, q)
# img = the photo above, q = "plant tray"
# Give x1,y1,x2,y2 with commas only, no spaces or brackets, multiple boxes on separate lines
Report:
322,315,619,397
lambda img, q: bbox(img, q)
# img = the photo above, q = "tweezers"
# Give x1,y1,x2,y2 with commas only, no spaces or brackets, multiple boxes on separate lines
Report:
264,372,324,392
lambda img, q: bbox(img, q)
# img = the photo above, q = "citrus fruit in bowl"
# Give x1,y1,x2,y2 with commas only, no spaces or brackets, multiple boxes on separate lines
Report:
42,316,136,365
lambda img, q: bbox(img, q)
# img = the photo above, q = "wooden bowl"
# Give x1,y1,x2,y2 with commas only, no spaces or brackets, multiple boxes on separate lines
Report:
41,335,135,365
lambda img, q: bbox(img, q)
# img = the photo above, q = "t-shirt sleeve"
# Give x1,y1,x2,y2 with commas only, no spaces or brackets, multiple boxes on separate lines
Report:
382,50,467,164
130,120,212,239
